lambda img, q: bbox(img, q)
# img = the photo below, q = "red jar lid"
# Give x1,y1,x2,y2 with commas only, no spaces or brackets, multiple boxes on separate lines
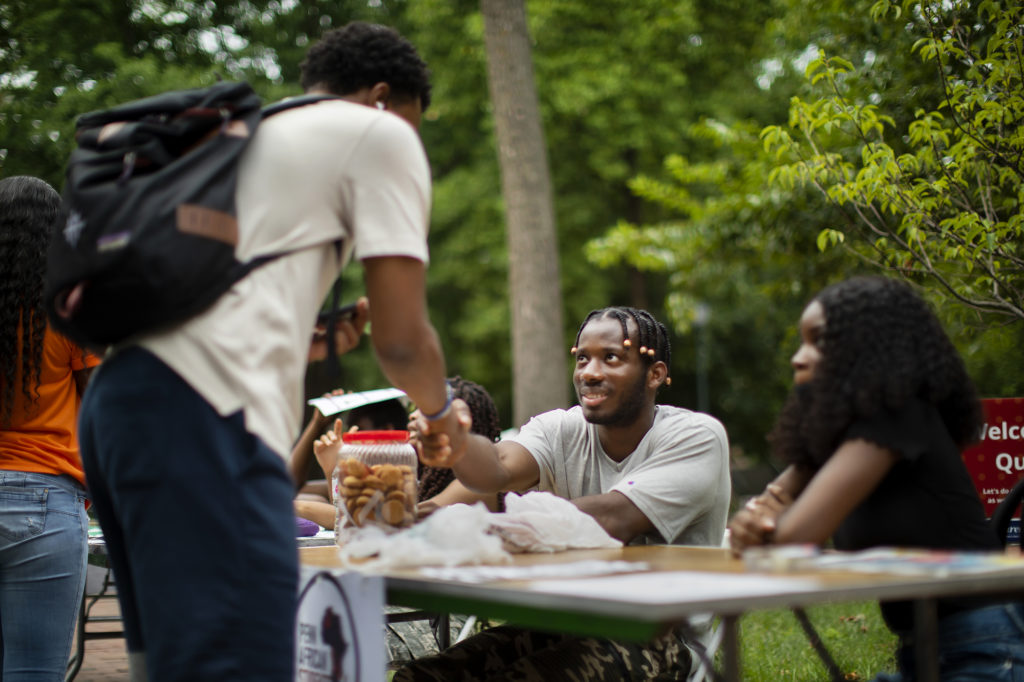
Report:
341,430,410,443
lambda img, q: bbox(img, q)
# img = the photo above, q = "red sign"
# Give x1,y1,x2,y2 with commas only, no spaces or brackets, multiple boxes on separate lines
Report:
961,397,1024,516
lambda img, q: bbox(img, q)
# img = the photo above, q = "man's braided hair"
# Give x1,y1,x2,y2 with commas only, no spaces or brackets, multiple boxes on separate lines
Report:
573,306,672,382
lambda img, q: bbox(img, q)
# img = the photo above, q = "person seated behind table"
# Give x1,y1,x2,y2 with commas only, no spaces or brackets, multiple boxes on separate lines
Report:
400,306,731,682
291,395,409,503
728,276,1024,682
296,378,503,528
292,397,410,527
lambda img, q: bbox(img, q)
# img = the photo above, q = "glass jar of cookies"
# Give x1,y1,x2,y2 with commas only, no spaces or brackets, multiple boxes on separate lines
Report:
332,430,418,539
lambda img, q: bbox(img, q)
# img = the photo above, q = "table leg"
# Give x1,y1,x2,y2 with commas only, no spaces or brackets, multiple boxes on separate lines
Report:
436,613,451,650
913,598,939,682
721,614,741,682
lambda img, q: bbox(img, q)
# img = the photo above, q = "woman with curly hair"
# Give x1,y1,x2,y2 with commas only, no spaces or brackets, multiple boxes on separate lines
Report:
729,275,1024,680
0,176,102,678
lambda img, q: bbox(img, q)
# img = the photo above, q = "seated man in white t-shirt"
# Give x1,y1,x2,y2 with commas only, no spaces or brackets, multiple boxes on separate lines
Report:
397,306,731,681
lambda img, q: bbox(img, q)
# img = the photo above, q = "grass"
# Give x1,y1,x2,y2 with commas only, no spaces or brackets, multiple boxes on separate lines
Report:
735,600,898,681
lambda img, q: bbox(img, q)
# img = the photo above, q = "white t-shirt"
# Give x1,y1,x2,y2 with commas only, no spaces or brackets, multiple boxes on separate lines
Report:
136,99,431,457
513,405,731,546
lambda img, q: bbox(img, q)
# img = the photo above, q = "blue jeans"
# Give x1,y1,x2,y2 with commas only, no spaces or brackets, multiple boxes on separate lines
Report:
875,603,1024,681
78,347,298,682
0,471,88,681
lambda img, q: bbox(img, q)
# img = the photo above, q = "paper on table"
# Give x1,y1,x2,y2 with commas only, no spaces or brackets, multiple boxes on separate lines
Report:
809,547,1024,577
526,570,823,604
307,387,407,417
417,560,648,584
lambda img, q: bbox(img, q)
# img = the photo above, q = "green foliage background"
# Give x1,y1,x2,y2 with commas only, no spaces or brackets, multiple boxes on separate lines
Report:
2,0,1021,463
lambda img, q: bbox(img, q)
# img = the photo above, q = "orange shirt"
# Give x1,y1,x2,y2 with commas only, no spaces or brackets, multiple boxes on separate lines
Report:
0,325,102,487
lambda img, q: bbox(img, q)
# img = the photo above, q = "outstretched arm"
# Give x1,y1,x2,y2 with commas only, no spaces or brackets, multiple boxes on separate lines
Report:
409,401,540,494
362,256,465,458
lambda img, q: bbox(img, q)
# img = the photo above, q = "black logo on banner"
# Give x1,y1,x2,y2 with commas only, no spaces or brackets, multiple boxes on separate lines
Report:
295,572,360,681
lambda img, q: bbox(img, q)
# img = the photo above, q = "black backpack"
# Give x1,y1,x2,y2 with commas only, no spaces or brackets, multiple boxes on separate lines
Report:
46,80,339,350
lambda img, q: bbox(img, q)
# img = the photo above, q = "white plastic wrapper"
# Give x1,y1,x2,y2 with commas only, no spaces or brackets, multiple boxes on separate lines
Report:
337,502,511,570
335,491,622,571
487,491,623,553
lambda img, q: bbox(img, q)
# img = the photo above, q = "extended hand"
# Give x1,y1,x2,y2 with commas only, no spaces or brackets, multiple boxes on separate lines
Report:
408,399,472,468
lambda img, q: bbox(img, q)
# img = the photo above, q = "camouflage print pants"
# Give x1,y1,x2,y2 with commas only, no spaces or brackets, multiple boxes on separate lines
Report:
391,625,693,682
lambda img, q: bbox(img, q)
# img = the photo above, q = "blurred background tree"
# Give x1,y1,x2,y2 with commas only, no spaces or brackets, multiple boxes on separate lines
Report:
2,0,1021,468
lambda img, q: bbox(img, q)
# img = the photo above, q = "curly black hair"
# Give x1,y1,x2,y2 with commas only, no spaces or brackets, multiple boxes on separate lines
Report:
418,376,502,502
572,306,672,386
0,176,61,426
299,21,432,110
770,276,982,471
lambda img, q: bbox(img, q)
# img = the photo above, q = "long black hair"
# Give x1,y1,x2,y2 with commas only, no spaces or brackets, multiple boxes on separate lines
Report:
0,176,61,426
770,276,982,470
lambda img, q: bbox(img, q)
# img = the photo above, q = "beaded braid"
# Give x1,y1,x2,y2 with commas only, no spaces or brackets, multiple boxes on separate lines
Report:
571,307,673,386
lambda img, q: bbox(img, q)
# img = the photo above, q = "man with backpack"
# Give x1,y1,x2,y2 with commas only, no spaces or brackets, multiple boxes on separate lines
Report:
77,22,460,681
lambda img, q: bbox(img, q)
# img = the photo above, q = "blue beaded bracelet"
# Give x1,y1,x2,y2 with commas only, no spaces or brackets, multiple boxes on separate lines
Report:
421,382,454,421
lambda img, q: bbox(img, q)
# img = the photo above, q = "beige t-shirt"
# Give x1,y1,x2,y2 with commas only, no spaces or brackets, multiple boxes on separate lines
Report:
136,99,431,457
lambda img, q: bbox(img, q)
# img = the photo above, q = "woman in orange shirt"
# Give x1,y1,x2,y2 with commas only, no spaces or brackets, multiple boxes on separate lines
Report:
0,176,101,678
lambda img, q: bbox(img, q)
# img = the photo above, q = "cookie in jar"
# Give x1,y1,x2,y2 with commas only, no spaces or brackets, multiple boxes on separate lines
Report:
332,430,418,537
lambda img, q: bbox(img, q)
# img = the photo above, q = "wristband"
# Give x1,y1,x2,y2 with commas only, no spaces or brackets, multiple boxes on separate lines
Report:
421,382,454,422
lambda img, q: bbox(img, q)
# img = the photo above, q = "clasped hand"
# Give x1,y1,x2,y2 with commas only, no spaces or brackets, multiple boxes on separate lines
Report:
728,483,793,557
408,399,471,467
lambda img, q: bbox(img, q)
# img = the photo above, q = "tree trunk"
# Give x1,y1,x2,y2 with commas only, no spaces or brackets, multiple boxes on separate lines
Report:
480,0,568,426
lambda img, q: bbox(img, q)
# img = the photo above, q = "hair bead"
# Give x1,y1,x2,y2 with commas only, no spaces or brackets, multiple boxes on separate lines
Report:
571,307,672,386
570,346,578,354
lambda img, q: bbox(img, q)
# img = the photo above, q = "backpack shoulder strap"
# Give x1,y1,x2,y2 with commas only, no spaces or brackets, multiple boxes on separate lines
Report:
261,94,344,120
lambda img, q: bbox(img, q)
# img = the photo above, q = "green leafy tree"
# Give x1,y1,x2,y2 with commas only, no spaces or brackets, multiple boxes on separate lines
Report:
763,0,1024,324
596,0,1024,460
587,118,861,458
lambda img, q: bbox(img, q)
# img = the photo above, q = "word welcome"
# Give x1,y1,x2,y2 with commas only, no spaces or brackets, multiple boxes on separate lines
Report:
980,421,1024,441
